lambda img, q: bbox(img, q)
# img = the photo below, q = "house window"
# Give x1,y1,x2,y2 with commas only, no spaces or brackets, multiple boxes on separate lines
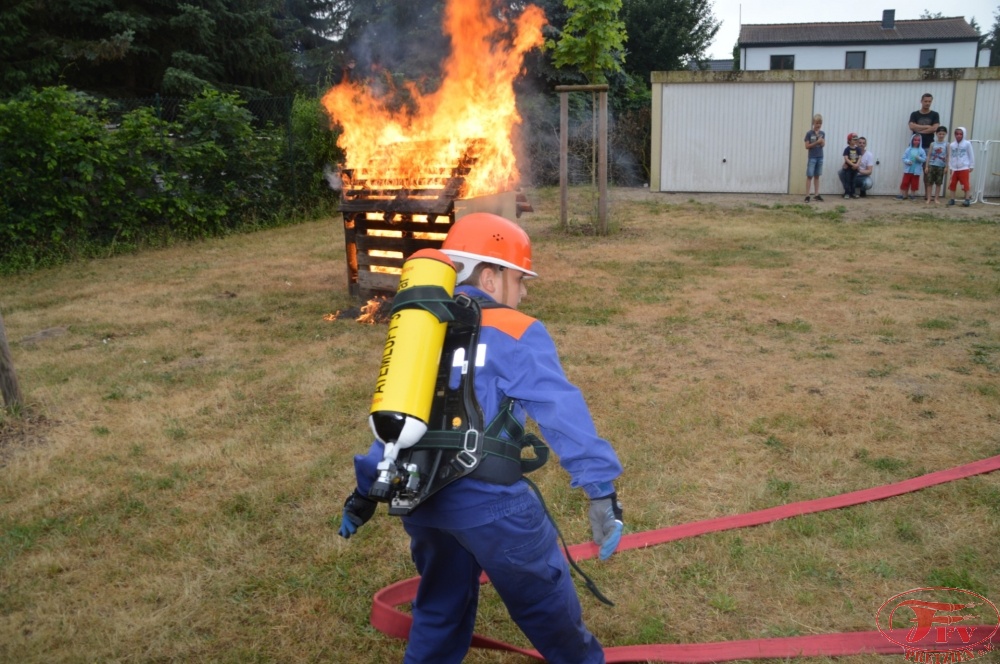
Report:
770,55,794,70
920,49,936,68
845,51,866,69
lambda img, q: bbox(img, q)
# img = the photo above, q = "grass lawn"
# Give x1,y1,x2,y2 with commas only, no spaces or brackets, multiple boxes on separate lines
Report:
2,187,999,663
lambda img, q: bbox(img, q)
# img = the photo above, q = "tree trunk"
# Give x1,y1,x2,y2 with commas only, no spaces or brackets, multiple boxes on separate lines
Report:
0,312,24,411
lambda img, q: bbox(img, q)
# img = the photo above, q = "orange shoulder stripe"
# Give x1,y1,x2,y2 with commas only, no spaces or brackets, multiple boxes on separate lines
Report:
482,307,535,341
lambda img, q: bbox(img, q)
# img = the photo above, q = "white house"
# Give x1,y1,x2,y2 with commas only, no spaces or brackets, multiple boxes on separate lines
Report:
738,10,986,72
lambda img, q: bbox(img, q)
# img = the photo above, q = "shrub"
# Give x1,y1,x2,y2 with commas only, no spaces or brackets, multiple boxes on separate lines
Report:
0,87,111,265
0,87,342,273
286,95,342,212
101,107,181,246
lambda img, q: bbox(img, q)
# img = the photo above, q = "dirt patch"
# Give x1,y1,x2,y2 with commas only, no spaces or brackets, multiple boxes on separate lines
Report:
0,410,53,465
616,188,1000,223
19,327,68,345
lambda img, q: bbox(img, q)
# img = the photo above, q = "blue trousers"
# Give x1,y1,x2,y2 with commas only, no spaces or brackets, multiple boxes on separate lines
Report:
839,168,856,196
401,497,605,663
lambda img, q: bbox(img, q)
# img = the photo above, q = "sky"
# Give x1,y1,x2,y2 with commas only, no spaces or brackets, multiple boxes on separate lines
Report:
707,1,999,58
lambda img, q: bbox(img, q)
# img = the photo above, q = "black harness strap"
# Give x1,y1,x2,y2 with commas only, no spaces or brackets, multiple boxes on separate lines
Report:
416,398,550,485
389,285,458,322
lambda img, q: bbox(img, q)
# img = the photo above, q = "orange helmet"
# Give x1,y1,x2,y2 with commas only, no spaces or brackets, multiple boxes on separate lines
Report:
441,213,537,281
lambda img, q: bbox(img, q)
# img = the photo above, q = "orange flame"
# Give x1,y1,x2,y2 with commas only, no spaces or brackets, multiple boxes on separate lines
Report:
321,1,546,198
324,296,393,325
356,296,392,324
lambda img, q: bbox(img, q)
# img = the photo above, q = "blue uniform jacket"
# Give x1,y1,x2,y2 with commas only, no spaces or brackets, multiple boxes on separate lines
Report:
353,284,623,529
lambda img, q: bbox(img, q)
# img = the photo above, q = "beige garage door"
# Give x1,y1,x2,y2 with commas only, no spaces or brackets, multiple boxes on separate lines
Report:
659,82,793,193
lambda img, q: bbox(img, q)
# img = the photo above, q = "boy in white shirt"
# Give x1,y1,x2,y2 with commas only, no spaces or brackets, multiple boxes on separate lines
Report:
946,127,975,207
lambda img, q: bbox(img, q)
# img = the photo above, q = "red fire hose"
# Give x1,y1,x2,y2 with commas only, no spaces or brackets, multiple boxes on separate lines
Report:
370,454,1000,661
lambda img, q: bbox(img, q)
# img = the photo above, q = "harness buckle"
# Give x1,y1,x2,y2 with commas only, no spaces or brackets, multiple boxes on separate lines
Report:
455,429,480,469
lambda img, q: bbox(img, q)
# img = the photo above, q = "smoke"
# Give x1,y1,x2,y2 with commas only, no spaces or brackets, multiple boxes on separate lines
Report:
323,165,342,191
515,93,648,188
345,1,450,101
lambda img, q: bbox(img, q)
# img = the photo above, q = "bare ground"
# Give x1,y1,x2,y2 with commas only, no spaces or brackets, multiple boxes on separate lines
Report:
620,188,1000,223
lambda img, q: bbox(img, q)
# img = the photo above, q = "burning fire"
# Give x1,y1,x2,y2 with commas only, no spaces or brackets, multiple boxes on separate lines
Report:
321,1,546,198
325,296,393,325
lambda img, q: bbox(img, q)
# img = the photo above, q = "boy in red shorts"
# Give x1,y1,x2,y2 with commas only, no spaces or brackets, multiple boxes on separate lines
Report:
896,134,926,201
946,127,976,207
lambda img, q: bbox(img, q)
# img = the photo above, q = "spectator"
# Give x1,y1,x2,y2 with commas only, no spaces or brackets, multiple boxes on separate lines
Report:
946,127,976,207
839,133,862,199
925,126,949,204
896,134,927,201
908,93,941,150
856,137,875,197
908,93,941,200
804,114,825,202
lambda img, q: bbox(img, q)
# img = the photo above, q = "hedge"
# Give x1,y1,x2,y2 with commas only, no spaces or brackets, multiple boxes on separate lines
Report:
0,87,342,273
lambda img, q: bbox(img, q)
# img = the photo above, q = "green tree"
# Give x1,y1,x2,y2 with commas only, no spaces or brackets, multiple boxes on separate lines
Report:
547,0,627,84
505,0,590,100
156,0,298,97
621,0,720,82
0,0,135,98
920,9,980,35
986,5,1000,66
280,0,350,89
0,0,342,98
0,0,58,96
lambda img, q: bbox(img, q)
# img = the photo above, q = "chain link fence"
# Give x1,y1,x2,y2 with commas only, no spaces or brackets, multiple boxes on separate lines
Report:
104,95,294,129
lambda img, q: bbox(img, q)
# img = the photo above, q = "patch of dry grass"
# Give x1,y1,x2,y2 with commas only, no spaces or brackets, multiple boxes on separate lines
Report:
1,188,998,663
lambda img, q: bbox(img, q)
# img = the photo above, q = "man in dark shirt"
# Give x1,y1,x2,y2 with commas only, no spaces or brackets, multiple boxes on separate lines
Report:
908,93,941,200
909,93,941,149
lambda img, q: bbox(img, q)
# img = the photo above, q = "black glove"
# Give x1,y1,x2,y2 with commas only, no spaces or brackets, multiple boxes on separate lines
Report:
588,492,624,560
338,489,377,539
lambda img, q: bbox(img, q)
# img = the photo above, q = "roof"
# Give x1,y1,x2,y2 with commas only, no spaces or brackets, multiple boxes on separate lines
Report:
739,16,979,48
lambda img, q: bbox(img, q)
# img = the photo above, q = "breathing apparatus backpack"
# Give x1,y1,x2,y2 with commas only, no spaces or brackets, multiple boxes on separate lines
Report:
366,250,548,516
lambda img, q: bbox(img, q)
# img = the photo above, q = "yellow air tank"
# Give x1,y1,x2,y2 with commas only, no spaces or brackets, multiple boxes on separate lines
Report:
368,249,456,475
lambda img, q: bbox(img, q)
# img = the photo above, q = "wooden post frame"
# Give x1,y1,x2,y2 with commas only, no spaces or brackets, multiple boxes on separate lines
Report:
0,312,24,411
555,84,610,234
